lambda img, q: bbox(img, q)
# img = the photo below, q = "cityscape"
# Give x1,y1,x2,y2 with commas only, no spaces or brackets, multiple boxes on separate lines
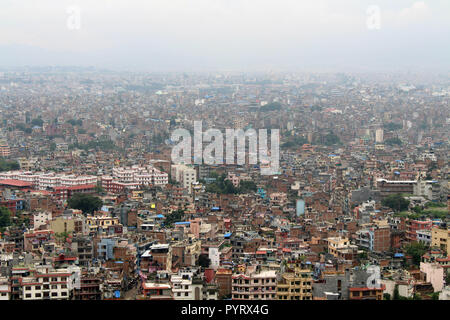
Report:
0,1,449,306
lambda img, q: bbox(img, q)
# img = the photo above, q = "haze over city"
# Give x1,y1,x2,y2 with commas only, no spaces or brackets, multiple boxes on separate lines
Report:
0,0,449,309
1,0,450,72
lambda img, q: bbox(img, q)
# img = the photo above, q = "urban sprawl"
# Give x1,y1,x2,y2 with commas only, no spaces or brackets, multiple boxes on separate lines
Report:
0,69,449,301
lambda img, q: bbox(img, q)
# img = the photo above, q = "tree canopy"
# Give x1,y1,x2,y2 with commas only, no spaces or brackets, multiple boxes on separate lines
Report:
206,174,257,194
404,241,428,266
0,206,12,232
68,193,103,214
198,254,211,268
0,159,20,172
382,194,410,212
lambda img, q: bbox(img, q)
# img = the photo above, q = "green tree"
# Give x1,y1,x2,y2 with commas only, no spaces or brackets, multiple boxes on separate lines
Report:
198,254,211,268
322,131,341,146
68,193,103,214
393,284,400,300
383,122,402,131
404,241,428,266
0,159,20,172
0,206,12,232
385,137,402,146
382,194,410,212
31,117,44,127
164,209,185,227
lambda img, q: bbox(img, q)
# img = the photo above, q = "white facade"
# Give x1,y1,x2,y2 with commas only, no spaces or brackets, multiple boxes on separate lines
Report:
170,270,203,300
33,211,52,229
111,165,168,186
21,266,80,300
0,278,10,300
209,247,220,270
171,164,197,194
0,171,97,190
375,129,384,143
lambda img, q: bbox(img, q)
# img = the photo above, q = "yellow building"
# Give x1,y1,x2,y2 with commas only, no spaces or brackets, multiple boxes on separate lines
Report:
276,268,313,300
131,190,144,200
86,216,119,232
327,237,350,258
49,216,81,234
432,226,450,256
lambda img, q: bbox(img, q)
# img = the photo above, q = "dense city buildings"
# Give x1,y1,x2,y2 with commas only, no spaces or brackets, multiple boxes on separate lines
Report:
0,69,448,302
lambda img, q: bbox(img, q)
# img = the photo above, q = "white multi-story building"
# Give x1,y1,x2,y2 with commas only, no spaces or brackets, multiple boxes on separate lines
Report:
21,266,80,300
171,164,197,194
33,211,52,230
111,165,168,186
232,270,277,300
0,277,10,300
0,171,97,190
375,128,384,143
171,273,199,300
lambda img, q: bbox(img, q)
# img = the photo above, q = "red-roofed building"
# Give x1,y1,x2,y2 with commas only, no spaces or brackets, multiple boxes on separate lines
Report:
0,179,33,189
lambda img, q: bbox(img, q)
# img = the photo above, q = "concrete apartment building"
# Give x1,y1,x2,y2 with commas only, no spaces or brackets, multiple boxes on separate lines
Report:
276,268,313,300
406,219,433,242
356,225,391,252
171,164,197,194
170,270,203,300
21,266,80,300
232,269,277,300
432,226,450,256
215,268,232,298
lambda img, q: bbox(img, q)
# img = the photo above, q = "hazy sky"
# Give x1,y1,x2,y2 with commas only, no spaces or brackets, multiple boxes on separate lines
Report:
1,0,449,72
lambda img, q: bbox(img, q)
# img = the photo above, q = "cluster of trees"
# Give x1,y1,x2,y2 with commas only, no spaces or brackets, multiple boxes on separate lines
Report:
382,194,410,212
31,117,44,127
259,102,282,112
383,122,403,131
164,209,185,228
412,202,448,219
0,159,20,172
66,119,83,126
404,241,428,266
15,123,33,134
69,139,117,152
68,193,103,214
281,136,308,149
385,137,403,146
320,131,341,146
205,174,257,194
